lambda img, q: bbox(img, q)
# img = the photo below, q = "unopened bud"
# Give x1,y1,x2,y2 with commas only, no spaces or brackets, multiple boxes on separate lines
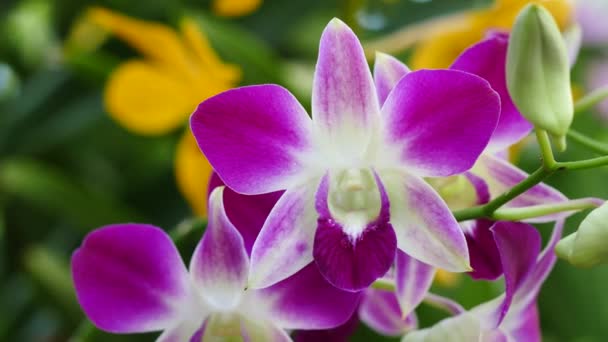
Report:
556,202,608,267
507,4,573,140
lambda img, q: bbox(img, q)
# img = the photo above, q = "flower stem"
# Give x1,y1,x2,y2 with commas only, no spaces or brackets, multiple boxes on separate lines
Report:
491,198,603,221
556,155,608,170
567,129,608,155
574,85,608,114
536,129,557,169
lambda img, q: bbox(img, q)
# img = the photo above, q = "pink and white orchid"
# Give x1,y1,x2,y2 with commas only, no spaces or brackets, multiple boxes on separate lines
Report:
403,220,564,342
190,18,501,292
71,187,359,341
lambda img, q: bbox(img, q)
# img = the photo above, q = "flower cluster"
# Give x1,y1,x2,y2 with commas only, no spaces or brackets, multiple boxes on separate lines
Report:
71,4,608,342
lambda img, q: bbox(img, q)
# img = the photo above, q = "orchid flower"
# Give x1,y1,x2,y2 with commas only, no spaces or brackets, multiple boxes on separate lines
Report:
403,219,564,342
71,186,359,341
191,18,502,292
84,7,241,217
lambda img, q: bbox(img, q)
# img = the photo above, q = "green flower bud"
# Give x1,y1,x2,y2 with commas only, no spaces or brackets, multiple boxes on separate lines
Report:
507,4,573,140
556,201,608,268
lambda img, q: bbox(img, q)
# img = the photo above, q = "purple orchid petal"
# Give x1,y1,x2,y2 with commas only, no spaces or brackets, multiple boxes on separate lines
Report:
208,172,283,255
394,250,435,317
513,220,564,308
381,69,499,177
258,263,361,330
313,174,397,292
451,32,532,152
373,52,410,106
190,84,313,195
576,0,608,46
473,154,568,222
464,172,490,205
312,18,380,154
380,170,470,272
464,220,503,280
359,289,417,336
71,224,192,333
295,312,359,342
489,222,541,328
190,187,249,310
502,304,540,342
249,181,319,289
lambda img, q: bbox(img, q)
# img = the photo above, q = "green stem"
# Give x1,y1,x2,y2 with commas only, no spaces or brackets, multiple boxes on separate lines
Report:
574,85,608,114
453,167,552,222
557,155,608,170
536,129,557,169
491,198,602,221
567,129,608,155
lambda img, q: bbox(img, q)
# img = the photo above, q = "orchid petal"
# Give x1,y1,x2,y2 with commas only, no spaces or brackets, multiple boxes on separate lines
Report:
465,220,503,280
257,263,361,330
501,304,540,342
394,250,435,317
489,222,541,328
190,85,313,195
190,187,249,310
472,154,567,222
295,313,359,342
313,174,397,291
312,18,380,156
157,320,202,342
380,69,499,177
451,32,532,152
359,289,417,336
249,180,319,288
240,319,292,342
380,170,470,272
403,311,482,342
373,52,410,106
71,224,191,333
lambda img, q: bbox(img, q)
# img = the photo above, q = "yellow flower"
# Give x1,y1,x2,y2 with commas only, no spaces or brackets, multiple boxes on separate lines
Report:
212,0,262,17
411,0,573,69
87,7,240,217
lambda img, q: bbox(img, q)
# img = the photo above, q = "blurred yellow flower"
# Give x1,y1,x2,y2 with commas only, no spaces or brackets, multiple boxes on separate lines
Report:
212,0,262,17
87,7,241,217
411,0,573,69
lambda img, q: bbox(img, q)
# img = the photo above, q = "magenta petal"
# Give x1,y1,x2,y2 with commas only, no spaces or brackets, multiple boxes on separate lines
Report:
473,154,568,222
490,222,541,327
312,19,380,153
381,170,470,272
313,174,397,292
451,33,532,151
190,84,313,195
394,250,435,317
259,263,361,330
503,304,540,342
190,187,249,310
295,313,359,342
71,224,190,333
248,181,319,289
374,53,410,106
465,220,503,280
381,69,499,177
359,289,417,336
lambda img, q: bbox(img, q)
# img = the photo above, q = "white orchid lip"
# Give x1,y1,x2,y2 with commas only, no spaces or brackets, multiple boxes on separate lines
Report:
328,168,381,239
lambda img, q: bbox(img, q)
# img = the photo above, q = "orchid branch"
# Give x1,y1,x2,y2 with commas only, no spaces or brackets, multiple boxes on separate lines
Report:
573,85,608,115
567,129,608,155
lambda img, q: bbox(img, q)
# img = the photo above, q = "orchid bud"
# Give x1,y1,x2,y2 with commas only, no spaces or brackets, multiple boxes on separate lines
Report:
506,4,573,144
556,202,608,268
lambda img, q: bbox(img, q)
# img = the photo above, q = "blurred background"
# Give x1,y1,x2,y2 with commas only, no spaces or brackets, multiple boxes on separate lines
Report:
0,0,607,340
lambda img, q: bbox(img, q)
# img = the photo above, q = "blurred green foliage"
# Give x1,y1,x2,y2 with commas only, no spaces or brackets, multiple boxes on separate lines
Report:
0,0,607,341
